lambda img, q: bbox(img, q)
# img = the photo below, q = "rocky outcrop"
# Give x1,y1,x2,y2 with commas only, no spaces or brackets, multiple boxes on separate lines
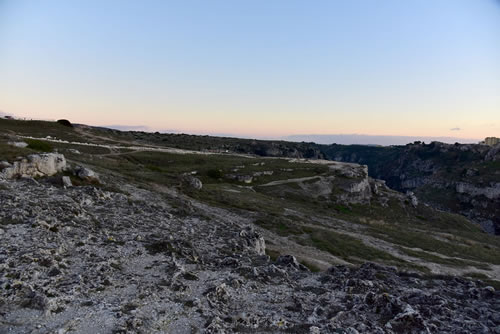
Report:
485,143,500,161
180,173,203,190
239,226,266,255
0,153,67,179
259,160,375,205
406,191,419,207
0,179,498,333
322,141,500,234
329,162,373,204
456,182,500,200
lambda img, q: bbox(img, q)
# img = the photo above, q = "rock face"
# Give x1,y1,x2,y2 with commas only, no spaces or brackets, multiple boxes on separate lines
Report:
456,182,500,200
260,160,376,205
323,141,500,234
0,178,498,333
0,153,67,179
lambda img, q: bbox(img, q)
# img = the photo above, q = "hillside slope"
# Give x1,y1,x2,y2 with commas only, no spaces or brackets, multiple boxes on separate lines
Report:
1,119,499,332
321,141,500,235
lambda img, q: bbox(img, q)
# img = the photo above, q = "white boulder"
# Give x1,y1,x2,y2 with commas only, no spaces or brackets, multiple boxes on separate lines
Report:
0,154,67,179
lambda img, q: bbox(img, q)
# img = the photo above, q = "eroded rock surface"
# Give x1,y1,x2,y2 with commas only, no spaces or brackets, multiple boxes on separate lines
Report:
0,153,67,179
0,179,498,333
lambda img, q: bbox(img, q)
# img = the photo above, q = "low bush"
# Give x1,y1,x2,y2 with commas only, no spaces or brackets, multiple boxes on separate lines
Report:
26,139,53,152
57,119,73,127
206,169,223,179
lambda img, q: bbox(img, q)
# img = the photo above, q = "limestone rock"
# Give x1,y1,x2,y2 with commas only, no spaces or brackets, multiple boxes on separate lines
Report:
239,226,266,255
456,182,500,200
62,176,72,187
406,191,419,207
180,173,203,190
0,161,12,169
275,255,308,271
0,153,67,179
0,175,499,333
75,166,100,182
8,141,28,148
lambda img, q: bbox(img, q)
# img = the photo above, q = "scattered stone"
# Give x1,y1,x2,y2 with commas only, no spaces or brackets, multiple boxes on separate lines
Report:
0,161,12,168
47,266,62,277
75,166,99,183
180,173,203,190
68,148,81,154
62,176,72,187
275,255,308,271
406,191,419,207
0,172,498,333
239,226,266,255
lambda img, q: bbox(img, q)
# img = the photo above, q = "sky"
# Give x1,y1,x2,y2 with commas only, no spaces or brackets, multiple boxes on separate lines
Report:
0,0,499,143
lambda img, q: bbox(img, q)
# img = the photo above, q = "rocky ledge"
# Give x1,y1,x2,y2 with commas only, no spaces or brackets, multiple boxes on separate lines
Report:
0,178,499,333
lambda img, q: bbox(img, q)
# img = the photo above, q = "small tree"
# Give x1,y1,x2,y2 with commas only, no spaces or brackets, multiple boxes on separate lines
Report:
57,119,73,127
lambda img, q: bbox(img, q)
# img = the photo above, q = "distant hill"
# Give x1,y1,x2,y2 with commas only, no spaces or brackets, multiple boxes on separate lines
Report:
285,134,481,146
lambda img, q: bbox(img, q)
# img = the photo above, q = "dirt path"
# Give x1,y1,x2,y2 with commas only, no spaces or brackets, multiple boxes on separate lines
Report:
18,135,254,157
258,176,321,187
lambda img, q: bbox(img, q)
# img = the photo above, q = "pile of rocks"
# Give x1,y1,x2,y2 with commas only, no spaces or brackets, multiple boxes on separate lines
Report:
0,177,498,333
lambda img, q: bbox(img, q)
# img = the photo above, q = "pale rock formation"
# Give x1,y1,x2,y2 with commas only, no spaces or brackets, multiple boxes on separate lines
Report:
406,191,419,207
239,226,266,256
456,182,500,200
62,176,73,188
0,153,67,179
8,141,28,148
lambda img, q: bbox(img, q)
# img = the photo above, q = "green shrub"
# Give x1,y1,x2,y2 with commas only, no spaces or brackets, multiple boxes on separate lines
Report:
206,169,223,179
146,164,162,172
57,119,73,127
26,139,53,152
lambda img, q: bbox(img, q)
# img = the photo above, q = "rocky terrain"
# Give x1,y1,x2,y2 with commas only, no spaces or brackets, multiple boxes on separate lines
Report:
1,119,500,333
68,125,500,235
1,175,499,333
5,119,499,234
321,141,500,235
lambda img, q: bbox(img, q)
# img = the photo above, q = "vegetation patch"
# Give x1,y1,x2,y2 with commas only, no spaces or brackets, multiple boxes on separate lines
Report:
265,249,281,261
368,224,500,265
26,139,53,152
397,247,491,270
300,260,321,272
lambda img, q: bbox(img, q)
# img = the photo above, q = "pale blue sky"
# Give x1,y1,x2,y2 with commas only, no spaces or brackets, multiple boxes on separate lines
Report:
0,0,499,140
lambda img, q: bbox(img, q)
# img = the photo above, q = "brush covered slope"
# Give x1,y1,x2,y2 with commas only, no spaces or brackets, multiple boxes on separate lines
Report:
42,122,500,235
320,141,500,235
0,119,499,333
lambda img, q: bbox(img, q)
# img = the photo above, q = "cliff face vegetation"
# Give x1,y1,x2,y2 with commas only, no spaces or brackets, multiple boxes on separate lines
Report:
0,119,499,333
321,141,500,235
